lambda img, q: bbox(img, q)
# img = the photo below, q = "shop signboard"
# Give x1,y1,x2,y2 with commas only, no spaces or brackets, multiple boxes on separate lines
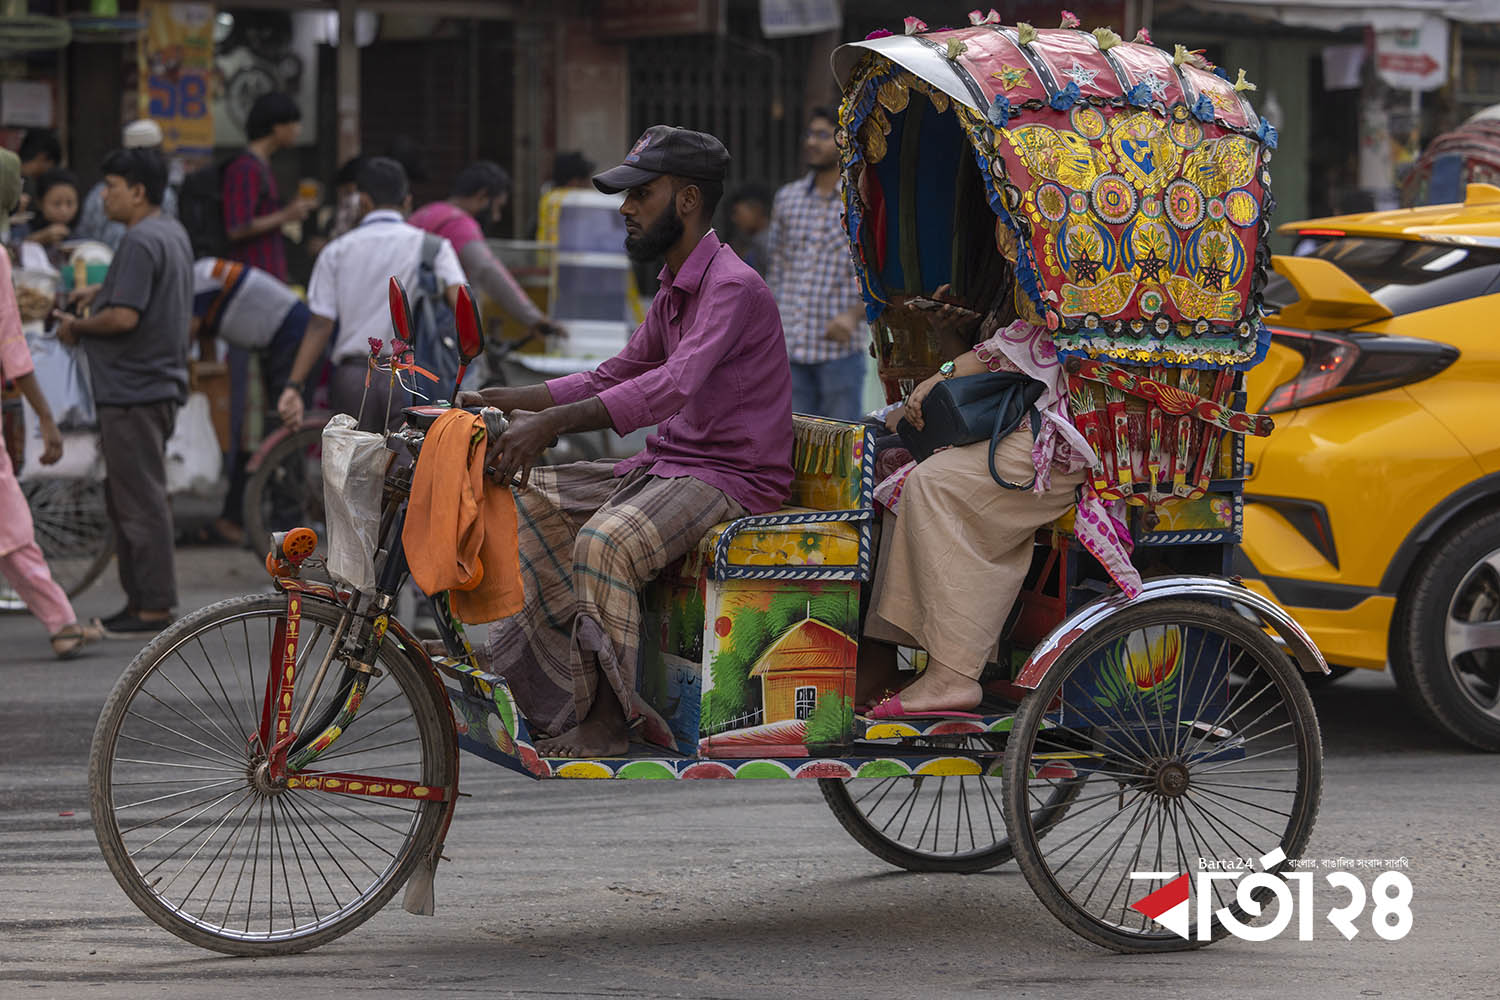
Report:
760,0,841,38
597,0,724,39
1375,14,1449,92
138,1,215,157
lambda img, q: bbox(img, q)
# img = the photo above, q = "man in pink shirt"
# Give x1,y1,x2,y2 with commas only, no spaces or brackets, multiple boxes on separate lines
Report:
457,126,793,758
408,161,562,343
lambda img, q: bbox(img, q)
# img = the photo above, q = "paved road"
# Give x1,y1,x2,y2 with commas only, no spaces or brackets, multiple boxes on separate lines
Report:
1,547,1494,999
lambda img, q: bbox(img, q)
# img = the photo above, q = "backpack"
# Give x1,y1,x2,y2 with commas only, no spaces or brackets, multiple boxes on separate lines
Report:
408,233,459,399
178,154,238,259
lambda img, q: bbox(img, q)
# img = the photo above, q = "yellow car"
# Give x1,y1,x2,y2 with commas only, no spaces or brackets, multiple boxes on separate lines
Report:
1239,184,1500,750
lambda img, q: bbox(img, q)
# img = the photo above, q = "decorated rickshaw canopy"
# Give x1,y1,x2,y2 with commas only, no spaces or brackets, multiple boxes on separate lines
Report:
832,18,1278,370
1401,113,1500,207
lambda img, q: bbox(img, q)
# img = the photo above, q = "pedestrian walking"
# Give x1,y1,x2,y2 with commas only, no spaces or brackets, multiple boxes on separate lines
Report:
765,107,867,421
55,147,193,638
409,161,562,341
190,257,313,545
0,148,101,658
73,120,180,250
277,157,465,433
222,92,314,281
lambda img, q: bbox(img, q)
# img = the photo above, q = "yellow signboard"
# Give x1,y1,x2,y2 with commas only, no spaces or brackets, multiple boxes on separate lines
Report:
138,1,215,157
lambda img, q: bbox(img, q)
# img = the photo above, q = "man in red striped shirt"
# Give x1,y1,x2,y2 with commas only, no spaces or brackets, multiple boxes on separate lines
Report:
222,93,315,282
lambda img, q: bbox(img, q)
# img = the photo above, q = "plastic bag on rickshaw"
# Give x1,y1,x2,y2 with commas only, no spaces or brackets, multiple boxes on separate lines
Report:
322,413,386,593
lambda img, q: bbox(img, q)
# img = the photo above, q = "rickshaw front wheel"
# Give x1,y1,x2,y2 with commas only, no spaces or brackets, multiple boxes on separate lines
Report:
1002,599,1322,953
89,594,454,955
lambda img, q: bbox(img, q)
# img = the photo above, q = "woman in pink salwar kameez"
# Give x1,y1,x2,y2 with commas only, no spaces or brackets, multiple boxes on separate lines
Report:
1,148,100,658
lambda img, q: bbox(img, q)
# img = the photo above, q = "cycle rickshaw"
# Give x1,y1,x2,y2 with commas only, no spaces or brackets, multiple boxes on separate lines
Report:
88,19,1326,956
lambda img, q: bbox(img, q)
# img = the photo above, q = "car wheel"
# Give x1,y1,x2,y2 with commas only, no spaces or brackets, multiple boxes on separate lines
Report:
1392,508,1500,751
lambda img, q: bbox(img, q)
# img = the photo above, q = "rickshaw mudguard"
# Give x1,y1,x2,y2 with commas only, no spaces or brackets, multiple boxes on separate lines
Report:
379,614,465,916
1012,574,1329,689
271,579,464,916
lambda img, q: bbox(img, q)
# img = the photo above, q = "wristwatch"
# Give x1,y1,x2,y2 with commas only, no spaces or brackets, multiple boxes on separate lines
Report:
284,379,305,394
938,360,957,379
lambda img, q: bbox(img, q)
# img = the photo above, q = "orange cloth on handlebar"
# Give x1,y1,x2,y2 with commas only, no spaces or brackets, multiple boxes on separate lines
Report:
402,408,523,624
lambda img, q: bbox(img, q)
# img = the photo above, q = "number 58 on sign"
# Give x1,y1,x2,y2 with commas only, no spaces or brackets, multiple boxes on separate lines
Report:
138,1,215,157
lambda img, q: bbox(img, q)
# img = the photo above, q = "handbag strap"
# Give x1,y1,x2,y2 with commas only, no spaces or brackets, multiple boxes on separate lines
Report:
988,405,1044,491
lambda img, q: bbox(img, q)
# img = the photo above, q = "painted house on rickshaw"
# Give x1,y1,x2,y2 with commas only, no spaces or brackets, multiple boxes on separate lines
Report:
749,613,858,723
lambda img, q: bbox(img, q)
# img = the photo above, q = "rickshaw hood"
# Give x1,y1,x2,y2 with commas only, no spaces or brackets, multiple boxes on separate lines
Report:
831,23,1278,372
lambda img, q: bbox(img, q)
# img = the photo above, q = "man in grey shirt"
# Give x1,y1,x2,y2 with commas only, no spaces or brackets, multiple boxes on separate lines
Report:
58,147,192,637
72,119,180,250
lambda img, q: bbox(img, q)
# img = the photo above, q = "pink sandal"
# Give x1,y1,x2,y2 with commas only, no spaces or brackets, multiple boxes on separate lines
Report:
863,693,983,721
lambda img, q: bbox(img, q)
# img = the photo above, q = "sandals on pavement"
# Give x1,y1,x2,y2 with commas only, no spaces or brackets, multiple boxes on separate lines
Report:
50,622,104,659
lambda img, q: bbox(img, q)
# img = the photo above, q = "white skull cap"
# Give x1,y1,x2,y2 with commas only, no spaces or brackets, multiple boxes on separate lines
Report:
122,119,164,149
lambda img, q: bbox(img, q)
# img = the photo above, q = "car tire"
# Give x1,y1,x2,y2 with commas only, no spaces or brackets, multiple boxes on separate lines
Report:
1391,508,1500,751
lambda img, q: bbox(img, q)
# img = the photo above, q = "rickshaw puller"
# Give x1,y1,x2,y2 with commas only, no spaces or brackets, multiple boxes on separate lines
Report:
457,126,794,758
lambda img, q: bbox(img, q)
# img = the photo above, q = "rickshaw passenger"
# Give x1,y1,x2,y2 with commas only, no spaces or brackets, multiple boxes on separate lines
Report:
456,126,794,757
863,305,1133,718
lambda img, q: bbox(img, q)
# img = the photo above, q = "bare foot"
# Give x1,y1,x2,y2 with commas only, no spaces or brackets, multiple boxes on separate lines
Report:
874,658,983,715
536,717,630,758
536,685,630,758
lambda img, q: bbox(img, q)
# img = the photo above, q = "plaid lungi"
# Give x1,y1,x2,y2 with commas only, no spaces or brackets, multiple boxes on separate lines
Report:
485,460,744,737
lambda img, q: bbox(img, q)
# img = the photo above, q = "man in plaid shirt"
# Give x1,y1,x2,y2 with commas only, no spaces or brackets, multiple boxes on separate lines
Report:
222,92,316,282
766,107,867,421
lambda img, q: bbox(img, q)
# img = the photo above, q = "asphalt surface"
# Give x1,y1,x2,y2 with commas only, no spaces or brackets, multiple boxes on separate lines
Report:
0,546,1495,999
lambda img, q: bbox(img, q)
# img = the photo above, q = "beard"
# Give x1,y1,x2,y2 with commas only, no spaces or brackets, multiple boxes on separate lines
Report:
624,199,685,262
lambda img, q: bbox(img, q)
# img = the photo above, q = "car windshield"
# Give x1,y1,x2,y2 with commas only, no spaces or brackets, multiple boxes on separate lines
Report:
1265,236,1500,317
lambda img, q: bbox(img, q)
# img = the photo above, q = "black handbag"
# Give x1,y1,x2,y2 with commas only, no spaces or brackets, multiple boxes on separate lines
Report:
896,371,1045,490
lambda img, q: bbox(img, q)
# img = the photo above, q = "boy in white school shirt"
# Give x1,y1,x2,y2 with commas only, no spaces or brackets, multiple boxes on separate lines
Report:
276,157,464,432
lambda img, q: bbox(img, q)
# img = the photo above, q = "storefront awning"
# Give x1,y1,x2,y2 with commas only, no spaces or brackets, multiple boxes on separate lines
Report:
1190,0,1493,31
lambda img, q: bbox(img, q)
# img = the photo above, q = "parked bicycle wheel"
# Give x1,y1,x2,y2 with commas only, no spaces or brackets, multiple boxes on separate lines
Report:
1003,600,1322,953
242,425,325,557
820,733,1083,873
0,477,113,611
89,593,454,955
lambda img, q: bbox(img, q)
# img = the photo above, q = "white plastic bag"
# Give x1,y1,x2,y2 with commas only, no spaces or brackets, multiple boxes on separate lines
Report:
23,329,96,429
322,413,387,593
165,392,221,495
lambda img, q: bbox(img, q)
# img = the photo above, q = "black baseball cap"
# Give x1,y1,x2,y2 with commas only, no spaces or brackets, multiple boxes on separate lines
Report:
593,125,731,194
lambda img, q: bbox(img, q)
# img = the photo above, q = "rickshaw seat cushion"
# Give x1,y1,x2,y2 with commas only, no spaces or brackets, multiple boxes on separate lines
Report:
697,511,863,570
692,414,877,580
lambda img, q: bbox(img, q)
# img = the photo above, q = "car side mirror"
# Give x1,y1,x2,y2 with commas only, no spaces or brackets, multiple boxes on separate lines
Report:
388,276,414,342
455,284,484,365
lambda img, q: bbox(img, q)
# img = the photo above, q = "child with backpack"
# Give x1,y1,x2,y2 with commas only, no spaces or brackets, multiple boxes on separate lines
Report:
276,158,464,433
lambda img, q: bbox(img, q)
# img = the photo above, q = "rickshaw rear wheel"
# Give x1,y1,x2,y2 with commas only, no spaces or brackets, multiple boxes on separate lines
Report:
819,740,1084,873
89,594,453,955
1002,599,1322,953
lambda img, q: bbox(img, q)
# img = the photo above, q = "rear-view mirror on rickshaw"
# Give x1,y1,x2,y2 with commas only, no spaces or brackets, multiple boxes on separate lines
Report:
387,275,414,343
453,283,484,397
